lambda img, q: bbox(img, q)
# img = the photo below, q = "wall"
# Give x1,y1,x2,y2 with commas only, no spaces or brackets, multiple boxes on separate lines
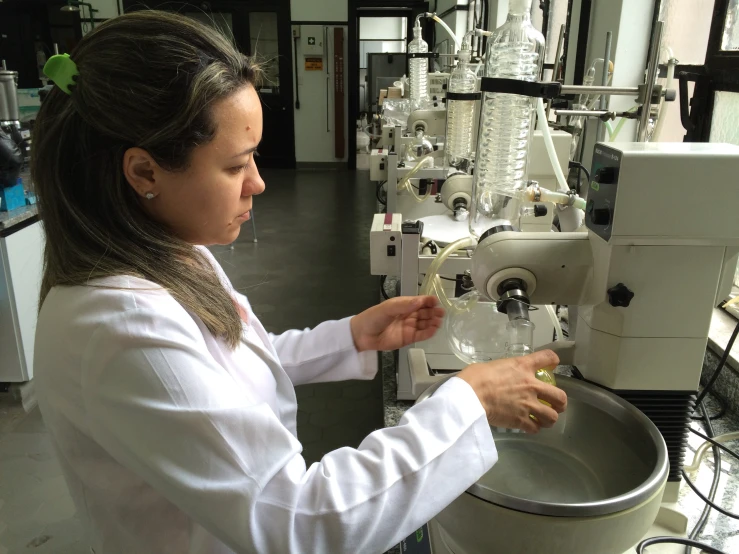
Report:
87,0,121,19
291,0,347,22
579,0,656,167
435,0,468,57
293,25,349,164
360,17,405,40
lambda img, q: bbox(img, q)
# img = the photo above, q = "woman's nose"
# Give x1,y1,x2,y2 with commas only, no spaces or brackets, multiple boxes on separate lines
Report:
243,166,265,196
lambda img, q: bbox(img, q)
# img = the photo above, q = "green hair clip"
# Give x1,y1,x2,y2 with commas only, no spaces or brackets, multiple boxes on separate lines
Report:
43,54,79,95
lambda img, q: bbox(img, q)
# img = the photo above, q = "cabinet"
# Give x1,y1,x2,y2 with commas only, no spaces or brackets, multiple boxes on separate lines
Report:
0,221,44,382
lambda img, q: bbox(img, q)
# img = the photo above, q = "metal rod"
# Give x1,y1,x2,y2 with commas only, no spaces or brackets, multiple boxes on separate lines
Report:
559,85,640,96
637,20,664,142
555,109,637,119
596,32,613,142
546,24,566,119
1,60,6,71
53,43,59,55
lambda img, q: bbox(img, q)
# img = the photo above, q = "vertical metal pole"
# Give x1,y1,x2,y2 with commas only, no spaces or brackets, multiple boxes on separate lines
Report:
637,21,664,142
53,44,60,55
595,32,612,143
250,210,257,243
546,24,566,119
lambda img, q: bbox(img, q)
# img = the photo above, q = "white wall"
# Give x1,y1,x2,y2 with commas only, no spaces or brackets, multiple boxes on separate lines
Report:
435,0,468,56
293,25,349,163
291,0,347,23
360,17,405,40
88,0,120,20
580,0,655,167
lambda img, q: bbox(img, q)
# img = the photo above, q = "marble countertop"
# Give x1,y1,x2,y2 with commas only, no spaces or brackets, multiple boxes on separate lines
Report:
381,351,739,552
0,205,38,231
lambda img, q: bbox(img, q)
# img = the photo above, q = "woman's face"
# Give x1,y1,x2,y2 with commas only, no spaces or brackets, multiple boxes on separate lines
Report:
124,85,265,245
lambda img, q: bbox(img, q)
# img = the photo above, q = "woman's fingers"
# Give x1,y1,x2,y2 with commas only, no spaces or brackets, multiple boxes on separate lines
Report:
536,384,568,413
520,349,559,372
528,402,559,428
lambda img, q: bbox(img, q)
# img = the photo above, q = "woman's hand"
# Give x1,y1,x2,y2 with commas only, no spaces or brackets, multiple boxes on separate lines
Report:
458,350,567,434
350,296,444,353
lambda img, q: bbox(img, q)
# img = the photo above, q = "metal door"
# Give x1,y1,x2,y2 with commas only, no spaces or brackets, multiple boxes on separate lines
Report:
124,1,296,169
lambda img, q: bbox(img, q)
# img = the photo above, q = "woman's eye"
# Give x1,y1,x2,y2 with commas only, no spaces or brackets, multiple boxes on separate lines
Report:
228,164,248,175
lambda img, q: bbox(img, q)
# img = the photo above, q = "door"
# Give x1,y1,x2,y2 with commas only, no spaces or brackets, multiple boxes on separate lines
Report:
124,1,296,169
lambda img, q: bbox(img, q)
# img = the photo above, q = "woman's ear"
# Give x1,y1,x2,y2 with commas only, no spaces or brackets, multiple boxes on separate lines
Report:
123,147,160,199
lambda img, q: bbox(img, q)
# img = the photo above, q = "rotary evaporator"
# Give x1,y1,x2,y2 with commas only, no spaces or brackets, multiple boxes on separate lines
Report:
371,1,739,552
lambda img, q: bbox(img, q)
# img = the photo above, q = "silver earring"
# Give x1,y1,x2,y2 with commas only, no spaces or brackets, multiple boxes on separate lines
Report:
145,192,155,200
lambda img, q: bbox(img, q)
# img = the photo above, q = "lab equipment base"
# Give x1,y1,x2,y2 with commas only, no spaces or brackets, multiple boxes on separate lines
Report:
410,504,689,554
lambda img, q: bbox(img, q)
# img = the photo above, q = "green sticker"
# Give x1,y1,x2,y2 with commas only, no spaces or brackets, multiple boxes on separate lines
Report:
591,181,600,192
416,529,424,543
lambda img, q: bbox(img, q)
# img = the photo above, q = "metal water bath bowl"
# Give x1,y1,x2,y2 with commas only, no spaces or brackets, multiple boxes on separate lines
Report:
416,376,669,554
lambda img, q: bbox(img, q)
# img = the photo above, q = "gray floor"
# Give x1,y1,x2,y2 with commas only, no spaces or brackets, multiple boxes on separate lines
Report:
0,169,383,552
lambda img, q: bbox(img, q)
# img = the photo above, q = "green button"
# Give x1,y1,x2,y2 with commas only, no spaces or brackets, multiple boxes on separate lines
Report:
591,181,600,192
416,529,424,543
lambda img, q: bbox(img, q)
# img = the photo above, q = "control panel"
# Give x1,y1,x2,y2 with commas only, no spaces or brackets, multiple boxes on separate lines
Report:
370,213,403,276
586,144,621,242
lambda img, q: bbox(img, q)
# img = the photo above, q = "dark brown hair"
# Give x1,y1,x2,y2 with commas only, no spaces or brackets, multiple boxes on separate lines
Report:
32,10,262,348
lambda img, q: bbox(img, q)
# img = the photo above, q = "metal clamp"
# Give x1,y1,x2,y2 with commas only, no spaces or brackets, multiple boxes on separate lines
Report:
529,182,542,202
446,92,482,101
407,52,440,60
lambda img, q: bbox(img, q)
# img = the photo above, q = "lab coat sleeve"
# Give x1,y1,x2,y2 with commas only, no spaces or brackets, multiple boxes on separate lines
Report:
267,317,378,385
82,307,497,554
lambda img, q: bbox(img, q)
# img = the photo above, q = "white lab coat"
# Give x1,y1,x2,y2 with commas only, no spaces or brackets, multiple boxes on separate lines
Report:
34,247,497,554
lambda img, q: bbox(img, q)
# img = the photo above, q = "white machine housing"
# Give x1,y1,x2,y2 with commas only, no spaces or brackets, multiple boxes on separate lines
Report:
472,142,739,504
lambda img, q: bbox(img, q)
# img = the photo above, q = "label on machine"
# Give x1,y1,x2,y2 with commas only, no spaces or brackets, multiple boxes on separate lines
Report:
400,524,432,554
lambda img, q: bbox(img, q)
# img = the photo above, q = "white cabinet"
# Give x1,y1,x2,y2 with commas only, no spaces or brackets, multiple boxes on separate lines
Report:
0,221,44,382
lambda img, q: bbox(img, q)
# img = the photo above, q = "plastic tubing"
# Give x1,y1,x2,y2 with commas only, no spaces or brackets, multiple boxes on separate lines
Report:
684,431,739,473
536,98,572,195
529,186,587,211
419,236,477,311
545,305,564,342
431,15,463,52
397,155,434,202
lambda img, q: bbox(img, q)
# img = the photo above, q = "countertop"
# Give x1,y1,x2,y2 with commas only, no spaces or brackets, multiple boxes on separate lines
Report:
0,205,38,232
381,351,739,552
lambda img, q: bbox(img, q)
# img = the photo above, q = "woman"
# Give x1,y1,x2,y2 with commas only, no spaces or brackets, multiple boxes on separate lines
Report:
32,11,566,554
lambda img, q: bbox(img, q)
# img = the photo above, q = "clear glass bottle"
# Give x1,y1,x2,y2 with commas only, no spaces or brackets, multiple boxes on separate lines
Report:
445,45,478,171
504,318,557,400
469,0,545,239
409,20,430,111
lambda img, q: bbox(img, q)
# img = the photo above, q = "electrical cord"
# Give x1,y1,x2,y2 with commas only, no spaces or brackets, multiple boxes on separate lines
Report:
637,537,727,554
687,402,721,553
376,181,387,206
695,320,739,407
689,427,739,464
568,161,590,195
380,275,390,300
690,392,727,421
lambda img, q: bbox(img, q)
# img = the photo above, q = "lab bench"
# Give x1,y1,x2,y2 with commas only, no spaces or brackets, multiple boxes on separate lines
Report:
0,205,43,383
380,350,739,553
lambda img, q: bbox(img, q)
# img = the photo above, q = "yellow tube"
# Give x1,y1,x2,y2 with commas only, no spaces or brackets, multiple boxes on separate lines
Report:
419,236,477,311
397,155,434,203
684,431,739,473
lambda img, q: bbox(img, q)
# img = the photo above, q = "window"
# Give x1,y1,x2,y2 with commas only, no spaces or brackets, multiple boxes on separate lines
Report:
249,12,280,88
721,0,739,50
652,0,716,142
531,0,571,80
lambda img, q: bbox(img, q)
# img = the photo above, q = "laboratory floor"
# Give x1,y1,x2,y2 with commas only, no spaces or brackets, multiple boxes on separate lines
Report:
0,168,384,553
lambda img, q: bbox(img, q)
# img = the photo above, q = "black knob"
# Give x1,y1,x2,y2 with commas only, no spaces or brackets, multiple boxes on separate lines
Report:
534,204,548,217
592,207,611,226
608,283,634,308
594,167,617,184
